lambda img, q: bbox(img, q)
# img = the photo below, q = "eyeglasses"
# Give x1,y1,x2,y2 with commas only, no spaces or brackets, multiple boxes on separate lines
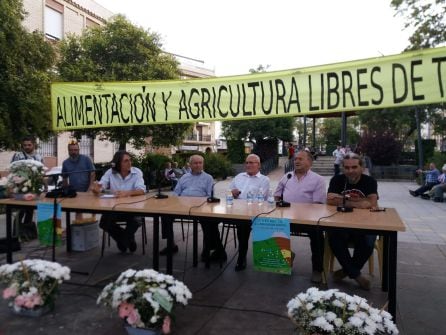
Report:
245,161,259,164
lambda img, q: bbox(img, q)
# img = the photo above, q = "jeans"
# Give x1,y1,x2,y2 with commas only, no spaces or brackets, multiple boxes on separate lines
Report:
329,231,376,278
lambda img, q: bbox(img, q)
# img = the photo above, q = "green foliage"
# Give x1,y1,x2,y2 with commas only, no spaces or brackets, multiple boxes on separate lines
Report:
133,153,171,188
426,152,446,171
391,0,446,50
203,153,233,179
0,0,56,149
319,118,360,146
359,132,402,165
415,139,436,165
226,139,245,163
57,15,190,149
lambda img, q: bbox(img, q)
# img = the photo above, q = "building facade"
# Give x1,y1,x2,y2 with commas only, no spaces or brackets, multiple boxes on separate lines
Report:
0,0,216,171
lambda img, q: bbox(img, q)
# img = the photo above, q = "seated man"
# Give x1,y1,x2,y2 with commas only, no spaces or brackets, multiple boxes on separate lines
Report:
327,153,378,290
160,155,226,264
92,151,145,253
229,154,270,271
421,164,446,202
409,162,440,197
274,150,326,283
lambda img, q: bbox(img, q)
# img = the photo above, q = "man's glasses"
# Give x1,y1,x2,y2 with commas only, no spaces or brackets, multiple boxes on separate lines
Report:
245,161,258,164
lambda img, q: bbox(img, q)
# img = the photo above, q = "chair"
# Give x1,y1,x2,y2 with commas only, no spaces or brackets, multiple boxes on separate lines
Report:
220,222,237,249
101,217,147,256
323,235,383,282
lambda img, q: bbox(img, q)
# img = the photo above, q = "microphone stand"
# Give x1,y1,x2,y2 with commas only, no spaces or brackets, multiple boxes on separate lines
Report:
154,170,168,199
277,173,292,207
337,180,353,212
45,170,90,275
207,182,220,203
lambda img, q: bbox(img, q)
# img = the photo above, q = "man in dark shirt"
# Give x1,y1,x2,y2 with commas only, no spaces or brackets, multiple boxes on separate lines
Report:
326,153,378,290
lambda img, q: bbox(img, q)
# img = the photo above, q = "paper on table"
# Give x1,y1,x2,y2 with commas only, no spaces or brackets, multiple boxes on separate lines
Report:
100,194,116,198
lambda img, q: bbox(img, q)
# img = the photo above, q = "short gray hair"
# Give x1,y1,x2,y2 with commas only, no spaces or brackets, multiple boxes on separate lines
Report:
343,153,363,167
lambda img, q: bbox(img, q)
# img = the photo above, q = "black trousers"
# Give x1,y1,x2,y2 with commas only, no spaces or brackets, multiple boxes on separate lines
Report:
99,213,142,243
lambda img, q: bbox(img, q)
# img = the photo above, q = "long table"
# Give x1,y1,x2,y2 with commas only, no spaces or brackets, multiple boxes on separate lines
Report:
0,193,405,318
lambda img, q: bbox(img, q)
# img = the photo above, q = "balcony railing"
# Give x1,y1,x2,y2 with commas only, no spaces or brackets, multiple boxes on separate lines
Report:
184,134,212,142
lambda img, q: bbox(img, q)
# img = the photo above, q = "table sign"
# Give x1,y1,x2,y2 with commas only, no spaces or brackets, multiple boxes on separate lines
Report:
37,202,62,246
252,217,291,275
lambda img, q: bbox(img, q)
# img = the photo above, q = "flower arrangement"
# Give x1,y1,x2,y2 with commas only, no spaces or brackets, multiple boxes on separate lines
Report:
287,287,399,335
0,259,71,312
97,269,192,333
7,159,46,195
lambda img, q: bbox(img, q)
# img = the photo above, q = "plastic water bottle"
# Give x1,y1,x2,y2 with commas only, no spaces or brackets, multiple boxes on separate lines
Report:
226,190,234,206
247,189,254,204
267,189,275,205
256,188,264,205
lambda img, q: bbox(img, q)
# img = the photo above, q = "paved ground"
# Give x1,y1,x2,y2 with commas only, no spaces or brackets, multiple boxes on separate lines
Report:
0,158,445,334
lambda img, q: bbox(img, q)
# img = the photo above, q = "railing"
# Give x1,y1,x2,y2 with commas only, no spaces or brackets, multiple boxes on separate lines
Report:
37,137,57,157
261,156,278,175
284,158,294,174
184,134,212,142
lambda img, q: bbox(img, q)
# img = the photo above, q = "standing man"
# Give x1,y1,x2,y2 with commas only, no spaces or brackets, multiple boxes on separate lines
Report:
62,139,95,221
274,150,326,283
332,145,344,176
11,135,44,241
92,151,146,253
229,154,270,271
160,155,226,264
326,152,378,290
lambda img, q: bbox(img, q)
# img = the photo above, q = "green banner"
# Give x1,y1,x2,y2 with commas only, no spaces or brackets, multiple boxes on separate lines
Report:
51,47,446,130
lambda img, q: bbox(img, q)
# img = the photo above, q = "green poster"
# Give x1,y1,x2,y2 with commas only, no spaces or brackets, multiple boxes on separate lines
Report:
37,202,62,247
252,217,291,275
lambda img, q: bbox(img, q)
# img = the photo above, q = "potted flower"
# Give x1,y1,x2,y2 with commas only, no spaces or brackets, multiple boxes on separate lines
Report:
7,159,46,200
97,268,192,335
0,259,71,316
287,287,399,335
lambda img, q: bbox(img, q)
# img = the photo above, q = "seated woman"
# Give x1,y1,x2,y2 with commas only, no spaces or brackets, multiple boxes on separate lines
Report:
92,151,146,252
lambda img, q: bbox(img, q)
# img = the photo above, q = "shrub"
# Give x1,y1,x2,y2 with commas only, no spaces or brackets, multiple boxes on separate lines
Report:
204,153,233,179
226,139,246,163
359,132,402,165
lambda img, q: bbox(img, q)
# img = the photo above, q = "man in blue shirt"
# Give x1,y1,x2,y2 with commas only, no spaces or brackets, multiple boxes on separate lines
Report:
409,162,440,197
160,155,227,264
92,151,145,253
62,140,95,221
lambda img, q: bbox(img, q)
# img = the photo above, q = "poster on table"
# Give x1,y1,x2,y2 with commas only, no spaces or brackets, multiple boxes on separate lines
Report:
37,202,62,246
252,217,292,275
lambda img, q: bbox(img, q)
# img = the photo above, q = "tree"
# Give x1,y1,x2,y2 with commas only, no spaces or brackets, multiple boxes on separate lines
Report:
57,15,191,149
319,118,360,147
391,0,446,50
0,0,55,150
221,65,294,161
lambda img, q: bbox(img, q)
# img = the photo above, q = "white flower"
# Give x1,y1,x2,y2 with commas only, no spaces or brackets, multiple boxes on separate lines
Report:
97,268,192,329
287,287,398,335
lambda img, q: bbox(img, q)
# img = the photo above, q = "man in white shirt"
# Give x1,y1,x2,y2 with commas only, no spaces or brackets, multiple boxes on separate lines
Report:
230,154,270,271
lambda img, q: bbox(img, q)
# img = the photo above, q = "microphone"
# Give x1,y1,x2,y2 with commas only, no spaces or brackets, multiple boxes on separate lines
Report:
207,182,220,203
337,179,353,212
45,169,96,198
154,169,168,199
276,173,292,207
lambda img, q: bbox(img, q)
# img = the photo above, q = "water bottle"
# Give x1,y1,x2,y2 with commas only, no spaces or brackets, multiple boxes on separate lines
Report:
226,190,234,206
247,189,254,204
256,188,264,205
267,189,275,205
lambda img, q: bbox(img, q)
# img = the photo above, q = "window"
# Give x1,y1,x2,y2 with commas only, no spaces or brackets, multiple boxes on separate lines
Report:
44,5,63,40
79,135,94,160
37,136,57,157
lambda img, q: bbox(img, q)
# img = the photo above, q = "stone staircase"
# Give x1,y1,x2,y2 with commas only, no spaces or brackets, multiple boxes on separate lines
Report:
311,155,334,176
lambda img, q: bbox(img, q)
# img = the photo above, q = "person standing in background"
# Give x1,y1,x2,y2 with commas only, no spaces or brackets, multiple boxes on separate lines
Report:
11,135,44,241
62,139,95,221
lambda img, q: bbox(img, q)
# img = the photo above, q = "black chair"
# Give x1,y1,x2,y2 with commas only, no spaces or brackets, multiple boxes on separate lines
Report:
101,217,147,256
220,222,237,249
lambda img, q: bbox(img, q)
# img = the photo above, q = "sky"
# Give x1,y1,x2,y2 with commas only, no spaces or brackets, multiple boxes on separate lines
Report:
94,0,412,77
